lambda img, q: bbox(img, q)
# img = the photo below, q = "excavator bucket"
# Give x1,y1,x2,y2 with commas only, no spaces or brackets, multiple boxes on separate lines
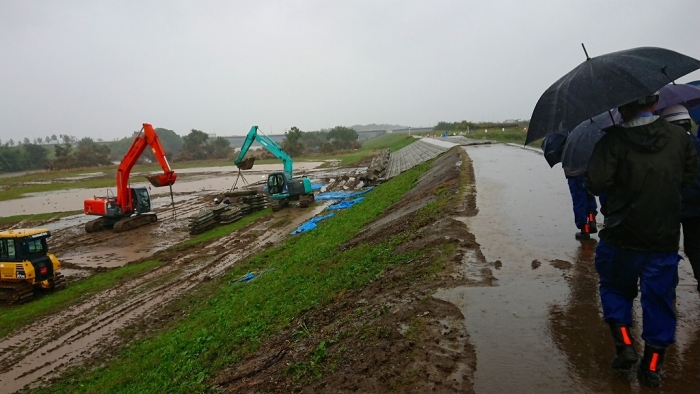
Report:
236,157,255,170
146,173,177,187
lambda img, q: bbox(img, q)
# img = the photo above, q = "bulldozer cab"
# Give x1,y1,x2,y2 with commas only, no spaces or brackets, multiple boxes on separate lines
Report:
131,187,152,214
1,229,55,282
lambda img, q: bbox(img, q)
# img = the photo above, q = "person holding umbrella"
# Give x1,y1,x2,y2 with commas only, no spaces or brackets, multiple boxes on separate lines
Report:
585,92,698,387
660,105,700,293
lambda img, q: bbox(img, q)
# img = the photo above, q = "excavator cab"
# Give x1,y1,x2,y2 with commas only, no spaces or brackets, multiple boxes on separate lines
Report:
267,173,288,195
131,187,152,214
0,229,65,304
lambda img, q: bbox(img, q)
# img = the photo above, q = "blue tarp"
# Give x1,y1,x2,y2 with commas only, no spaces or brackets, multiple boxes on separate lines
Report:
311,184,324,191
232,269,273,285
326,197,364,210
291,213,335,235
315,187,373,201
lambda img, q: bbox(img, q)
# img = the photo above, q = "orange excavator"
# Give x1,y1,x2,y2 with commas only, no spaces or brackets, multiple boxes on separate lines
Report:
83,123,177,233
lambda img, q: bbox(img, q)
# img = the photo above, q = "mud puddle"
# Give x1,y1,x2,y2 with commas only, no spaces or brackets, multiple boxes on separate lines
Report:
436,144,700,393
0,162,325,217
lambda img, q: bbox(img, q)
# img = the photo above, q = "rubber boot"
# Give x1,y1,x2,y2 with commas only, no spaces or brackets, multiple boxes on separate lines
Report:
575,223,591,240
588,213,598,233
608,322,637,369
637,343,666,387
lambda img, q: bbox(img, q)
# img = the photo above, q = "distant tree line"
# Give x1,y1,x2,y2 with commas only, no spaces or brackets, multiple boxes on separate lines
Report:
0,125,361,173
281,126,359,157
433,120,528,131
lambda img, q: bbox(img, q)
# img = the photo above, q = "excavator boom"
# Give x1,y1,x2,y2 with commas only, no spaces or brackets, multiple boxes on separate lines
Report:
234,126,293,178
83,123,177,233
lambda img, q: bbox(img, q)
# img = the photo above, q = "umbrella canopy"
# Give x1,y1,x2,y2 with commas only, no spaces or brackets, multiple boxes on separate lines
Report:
526,47,700,145
541,130,569,167
656,83,700,112
561,111,622,177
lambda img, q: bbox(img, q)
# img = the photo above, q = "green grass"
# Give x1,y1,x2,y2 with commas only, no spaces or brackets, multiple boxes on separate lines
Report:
38,160,432,394
359,133,416,152
178,208,272,248
0,259,161,339
422,127,529,144
0,210,83,225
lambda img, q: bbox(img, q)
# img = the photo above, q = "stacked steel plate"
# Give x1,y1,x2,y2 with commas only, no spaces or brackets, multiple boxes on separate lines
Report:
219,205,244,224
240,194,268,214
188,208,217,235
188,193,269,235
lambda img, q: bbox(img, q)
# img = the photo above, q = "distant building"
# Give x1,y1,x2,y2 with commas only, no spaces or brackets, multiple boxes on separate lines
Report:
208,133,217,139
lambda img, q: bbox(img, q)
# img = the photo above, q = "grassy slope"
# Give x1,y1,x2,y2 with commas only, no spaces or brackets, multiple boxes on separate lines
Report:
417,127,529,145
39,160,430,393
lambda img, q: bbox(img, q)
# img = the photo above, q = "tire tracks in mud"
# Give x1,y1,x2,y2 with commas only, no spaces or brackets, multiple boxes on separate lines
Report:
0,205,324,393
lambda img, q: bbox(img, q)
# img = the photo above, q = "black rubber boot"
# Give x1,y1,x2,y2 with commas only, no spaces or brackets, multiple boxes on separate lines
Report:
588,213,598,233
637,343,666,387
575,223,591,240
608,322,637,369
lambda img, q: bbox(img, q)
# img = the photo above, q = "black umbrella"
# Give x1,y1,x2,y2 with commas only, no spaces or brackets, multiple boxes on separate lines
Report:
526,46,700,145
541,130,569,167
561,111,621,177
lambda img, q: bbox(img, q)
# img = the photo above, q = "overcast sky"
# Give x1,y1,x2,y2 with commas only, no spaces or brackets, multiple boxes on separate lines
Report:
2,0,700,141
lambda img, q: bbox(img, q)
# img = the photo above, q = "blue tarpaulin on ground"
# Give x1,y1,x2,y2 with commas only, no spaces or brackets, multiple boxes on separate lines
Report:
311,184,324,191
315,187,373,201
291,213,335,235
326,197,364,210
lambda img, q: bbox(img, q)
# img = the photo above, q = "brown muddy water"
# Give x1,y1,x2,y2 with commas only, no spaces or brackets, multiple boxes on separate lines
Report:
0,162,324,217
436,144,700,393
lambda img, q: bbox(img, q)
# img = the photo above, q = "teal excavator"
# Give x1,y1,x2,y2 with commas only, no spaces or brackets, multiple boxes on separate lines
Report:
234,126,314,211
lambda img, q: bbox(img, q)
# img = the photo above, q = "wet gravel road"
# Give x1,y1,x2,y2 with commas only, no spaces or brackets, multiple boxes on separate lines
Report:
438,143,700,394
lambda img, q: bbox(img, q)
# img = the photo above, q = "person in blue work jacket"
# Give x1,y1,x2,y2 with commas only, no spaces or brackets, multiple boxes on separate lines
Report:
585,92,698,387
661,104,700,293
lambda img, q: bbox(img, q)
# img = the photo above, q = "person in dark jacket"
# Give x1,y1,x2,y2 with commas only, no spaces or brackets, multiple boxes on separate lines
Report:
584,92,698,387
660,104,700,293
566,174,600,240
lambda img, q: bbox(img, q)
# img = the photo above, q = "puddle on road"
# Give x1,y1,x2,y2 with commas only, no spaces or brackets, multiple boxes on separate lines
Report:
435,144,700,393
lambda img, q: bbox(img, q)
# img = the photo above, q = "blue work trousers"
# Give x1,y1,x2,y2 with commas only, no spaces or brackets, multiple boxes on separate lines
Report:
567,176,598,228
594,239,680,347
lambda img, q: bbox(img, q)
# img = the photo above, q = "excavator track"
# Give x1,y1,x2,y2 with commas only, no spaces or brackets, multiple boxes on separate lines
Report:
270,198,289,212
113,214,158,233
85,217,117,233
0,281,34,305
298,193,315,208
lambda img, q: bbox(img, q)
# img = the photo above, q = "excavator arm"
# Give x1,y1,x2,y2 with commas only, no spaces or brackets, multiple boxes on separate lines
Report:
116,123,177,213
234,126,293,178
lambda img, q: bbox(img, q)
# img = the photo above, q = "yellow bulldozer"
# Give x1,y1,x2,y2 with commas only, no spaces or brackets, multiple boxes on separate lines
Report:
0,228,65,304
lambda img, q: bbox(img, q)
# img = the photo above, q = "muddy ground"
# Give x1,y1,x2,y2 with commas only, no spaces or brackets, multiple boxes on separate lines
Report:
0,163,372,393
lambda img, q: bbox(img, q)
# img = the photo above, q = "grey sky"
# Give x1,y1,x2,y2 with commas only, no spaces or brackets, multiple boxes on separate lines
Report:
2,0,699,142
